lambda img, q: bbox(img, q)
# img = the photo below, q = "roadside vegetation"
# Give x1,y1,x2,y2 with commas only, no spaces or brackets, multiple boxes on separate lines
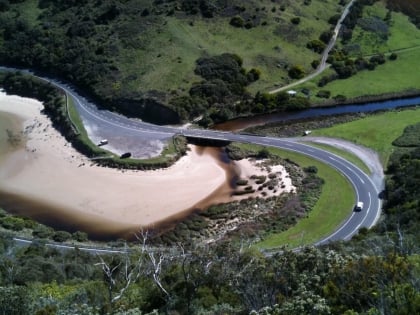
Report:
0,0,419,313
310,107,420,165
152,143,329,247
3,0,413,126
0,71,188,170
254,146,354,249
301,141,371,175
0,95,419,314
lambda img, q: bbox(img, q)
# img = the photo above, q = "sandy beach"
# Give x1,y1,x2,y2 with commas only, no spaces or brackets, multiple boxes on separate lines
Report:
0,92,295,236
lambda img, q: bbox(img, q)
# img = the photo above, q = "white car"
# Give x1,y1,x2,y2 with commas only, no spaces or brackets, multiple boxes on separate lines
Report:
355,201,364,211
98,139,108,146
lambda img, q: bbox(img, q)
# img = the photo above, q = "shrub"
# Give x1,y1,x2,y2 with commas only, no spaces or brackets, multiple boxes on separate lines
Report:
291,17,300,25
306,39,326,54
230,16,244,28
0,216,25,231
370,54,386,65
288,65,305,79
319,30,333,44
247,68,261,82
32,225,54,239
73,231,89,242
316,90,331,99
389,52,397,60
53,231,72,242
236,179,249,186
255,175,267,184
304,166,318,174
311,60,320,69
333,94,347,102
358,17,389,40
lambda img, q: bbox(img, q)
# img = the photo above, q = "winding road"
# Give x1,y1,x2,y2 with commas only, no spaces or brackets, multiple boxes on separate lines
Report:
0,67,381,247
0,0,379,247
65,79,382,245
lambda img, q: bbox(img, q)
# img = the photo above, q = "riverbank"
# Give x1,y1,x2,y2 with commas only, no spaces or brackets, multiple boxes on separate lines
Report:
0,92,295,238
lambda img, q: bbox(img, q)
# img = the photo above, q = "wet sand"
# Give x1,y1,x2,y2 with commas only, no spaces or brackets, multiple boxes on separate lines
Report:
0,92,295,238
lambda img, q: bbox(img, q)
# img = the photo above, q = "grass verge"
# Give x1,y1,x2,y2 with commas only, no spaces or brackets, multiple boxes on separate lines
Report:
310,107,420,165
302,141,371,174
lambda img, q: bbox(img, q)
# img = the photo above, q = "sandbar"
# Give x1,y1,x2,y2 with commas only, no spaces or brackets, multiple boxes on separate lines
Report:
0,91,295,235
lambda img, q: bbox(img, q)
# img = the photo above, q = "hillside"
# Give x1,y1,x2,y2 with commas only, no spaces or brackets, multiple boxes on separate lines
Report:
0,0,419,124
0,0,347,123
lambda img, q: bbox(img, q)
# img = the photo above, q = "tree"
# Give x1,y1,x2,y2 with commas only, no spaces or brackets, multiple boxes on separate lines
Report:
73,231,88,242
53,231,72,242
389,52,398,60
291,17,301,25
230,16,244,28
288,65,305,79
95,231,169,310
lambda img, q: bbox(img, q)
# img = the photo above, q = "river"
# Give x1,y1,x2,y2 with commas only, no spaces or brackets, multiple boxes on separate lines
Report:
1,88,419,240
215,96,420,131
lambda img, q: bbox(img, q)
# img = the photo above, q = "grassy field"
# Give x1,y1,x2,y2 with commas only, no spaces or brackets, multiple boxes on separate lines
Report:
255,147,354,249
294,0,420,102
310,107,420,165
347,1,420,55
116,0,341,94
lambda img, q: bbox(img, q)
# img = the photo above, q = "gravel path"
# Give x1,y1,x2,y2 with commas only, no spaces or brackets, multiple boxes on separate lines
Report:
299,136,385,191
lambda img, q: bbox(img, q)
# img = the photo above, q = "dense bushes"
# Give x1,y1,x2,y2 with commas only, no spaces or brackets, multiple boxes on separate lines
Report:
0,71,188,170
288,65,306,79
384,122,420,236
1,72,77,136
179,53,263,125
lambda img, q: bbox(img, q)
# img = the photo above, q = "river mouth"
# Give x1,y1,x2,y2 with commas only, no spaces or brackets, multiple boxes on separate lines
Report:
0,102,244,240
0,145,239,241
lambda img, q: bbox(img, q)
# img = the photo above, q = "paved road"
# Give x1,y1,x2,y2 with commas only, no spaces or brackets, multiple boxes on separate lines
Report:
0,67,381,246
47,75,382,245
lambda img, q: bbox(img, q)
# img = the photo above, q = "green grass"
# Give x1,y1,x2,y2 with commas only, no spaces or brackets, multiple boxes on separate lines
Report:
303,141,371,174
347,1,420,55
326,49,419,98
254,146,354,249
116,0,342,94
310,107,420,165
66,96,110,157
294,1,420,102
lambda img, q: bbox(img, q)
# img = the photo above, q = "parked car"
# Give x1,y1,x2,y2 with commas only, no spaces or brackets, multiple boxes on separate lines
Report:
120,152,131,159
98,139,108,146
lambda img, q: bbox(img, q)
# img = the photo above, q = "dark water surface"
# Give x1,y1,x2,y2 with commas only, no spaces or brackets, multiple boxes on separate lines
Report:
215,96,420,131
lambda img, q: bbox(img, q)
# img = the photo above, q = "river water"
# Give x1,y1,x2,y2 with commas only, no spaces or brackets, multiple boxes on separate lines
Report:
1,93,419,240
215,96,420,131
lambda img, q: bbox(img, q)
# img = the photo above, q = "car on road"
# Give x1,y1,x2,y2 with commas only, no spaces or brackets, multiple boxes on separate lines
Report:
354,201,364,211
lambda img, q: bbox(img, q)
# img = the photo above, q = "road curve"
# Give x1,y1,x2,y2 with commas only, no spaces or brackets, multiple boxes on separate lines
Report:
0,67,381,246
269,0,356,94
